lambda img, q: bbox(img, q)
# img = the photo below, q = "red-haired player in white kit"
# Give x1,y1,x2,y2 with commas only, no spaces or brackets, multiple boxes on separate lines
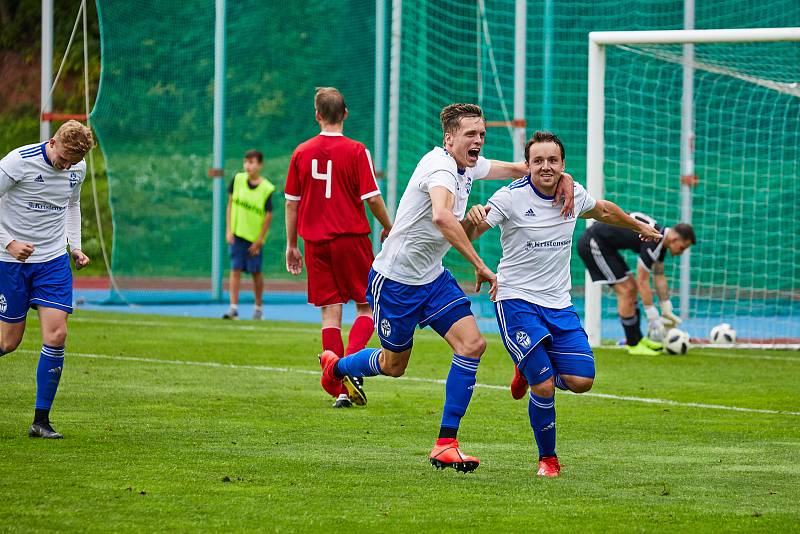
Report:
284,87,392,408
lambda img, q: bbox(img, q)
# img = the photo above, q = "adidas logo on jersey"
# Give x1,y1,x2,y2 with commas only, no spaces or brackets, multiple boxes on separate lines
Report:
524,208,535,216
34,175,44,183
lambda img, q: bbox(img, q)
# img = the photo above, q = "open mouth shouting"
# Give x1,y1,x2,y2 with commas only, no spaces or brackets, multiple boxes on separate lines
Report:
467,147,481,165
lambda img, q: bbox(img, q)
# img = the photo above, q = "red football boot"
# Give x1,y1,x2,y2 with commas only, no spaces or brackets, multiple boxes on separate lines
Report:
319,350,343,397
429,440,480,473
511,366,529,400
536,455,561,477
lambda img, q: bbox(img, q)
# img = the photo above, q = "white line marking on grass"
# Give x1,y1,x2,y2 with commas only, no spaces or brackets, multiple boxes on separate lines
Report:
68,318,800,360
18,349,800,417
68,317,322,334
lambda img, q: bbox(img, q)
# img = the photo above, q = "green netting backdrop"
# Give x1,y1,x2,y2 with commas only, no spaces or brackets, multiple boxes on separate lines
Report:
92,0,376,285
92,0,799,334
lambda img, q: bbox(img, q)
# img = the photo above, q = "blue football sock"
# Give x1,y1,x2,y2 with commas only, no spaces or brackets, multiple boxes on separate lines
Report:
528,392,556,458
35,345,65,410
335,348,383,378
440,354,480,433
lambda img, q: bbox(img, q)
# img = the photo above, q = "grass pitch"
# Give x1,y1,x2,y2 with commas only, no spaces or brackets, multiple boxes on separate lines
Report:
1,310,799,532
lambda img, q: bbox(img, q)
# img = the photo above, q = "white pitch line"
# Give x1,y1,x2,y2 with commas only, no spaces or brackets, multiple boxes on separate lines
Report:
68,316,322,335
16,349,800,417
64,318,800,360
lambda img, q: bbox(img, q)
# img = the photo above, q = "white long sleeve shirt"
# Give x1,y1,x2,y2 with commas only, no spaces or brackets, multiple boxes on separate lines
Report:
0,143,85,263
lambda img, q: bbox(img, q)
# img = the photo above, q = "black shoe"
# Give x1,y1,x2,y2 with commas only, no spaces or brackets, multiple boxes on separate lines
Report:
222,309,238,320
343,374,367,406
332,394,353,408
29,421,63,439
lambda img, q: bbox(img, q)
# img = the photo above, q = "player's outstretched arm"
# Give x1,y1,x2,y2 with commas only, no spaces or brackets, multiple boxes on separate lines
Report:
365,194,393,241
483,160,527,180
284,200,303,275
430,186,497,298
484,161,574,217
461,204,493,241
581,200,661,241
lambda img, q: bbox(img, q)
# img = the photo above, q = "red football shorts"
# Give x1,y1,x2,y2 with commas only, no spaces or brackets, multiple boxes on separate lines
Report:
304,234,374,307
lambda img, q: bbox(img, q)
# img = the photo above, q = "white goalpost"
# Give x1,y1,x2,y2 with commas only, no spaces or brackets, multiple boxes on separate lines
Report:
585,27,800,348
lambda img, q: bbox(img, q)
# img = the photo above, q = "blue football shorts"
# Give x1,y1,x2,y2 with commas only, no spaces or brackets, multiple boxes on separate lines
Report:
0,253,73,323
494,298,595,381
366,268,473,352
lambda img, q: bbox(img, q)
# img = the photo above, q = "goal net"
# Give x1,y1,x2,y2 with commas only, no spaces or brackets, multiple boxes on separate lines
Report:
585,28,800,347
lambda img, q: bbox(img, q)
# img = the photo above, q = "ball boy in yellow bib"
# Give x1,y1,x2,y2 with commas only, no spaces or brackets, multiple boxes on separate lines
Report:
224,150,275,320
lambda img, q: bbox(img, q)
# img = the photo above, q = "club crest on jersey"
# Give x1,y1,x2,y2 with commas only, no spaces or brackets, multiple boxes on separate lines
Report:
465,176,473,195
69,172,78,188
380,318,392,338
516,330,531,348
0,294,6,314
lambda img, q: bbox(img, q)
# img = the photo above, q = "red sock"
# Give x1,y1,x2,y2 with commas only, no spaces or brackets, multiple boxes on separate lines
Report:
346,314,374,356
436,438,456,446
321,327,344,357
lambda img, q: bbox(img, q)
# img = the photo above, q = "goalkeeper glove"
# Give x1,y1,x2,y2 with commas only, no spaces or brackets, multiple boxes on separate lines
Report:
660,300,682,327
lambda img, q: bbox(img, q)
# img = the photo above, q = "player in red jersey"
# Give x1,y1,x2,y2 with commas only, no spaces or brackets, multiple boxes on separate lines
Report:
285,87,392,408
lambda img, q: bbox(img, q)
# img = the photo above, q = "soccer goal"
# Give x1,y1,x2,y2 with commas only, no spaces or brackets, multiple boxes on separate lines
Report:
584,27,800,348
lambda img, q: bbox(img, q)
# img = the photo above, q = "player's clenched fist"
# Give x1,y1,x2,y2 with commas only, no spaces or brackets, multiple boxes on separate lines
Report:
466,204,490,226
71,249,90,270
6,240,35,262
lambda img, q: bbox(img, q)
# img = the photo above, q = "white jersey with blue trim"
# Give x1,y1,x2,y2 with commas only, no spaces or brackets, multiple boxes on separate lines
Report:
485,178,596,308
0,143,86,263
372,147,491,285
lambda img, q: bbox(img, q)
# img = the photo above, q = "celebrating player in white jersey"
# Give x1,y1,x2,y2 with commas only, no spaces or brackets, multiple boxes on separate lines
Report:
319,105,576,472
463,131,661,477
0,120,94,439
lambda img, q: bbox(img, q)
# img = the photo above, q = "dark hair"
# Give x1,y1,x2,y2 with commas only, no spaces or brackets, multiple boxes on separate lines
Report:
525,130,565,162
244,149,263,163
315,87,347,124
440,103,484,135
672,223,696,244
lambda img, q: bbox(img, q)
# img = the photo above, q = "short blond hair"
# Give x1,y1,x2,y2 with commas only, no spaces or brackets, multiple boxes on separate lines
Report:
55,120,94,157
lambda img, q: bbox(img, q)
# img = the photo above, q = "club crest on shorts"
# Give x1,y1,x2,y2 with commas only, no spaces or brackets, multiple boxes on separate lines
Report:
0,294,6,314
380,318,391,338
516,330,531,348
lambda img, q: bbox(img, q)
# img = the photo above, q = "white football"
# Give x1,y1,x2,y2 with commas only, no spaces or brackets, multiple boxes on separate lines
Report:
647,320,666,342
664,328,690,355
710,323,736,344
